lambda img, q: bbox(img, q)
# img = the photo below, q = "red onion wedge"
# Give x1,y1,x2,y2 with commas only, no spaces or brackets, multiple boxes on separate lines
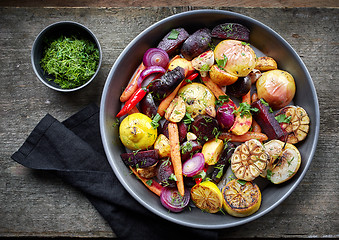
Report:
160,187,190,212
182,153,205,177
137,66,166,88
143,48,169,68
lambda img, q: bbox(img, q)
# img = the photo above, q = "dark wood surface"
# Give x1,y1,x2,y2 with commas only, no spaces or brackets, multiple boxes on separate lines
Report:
0,6,338,239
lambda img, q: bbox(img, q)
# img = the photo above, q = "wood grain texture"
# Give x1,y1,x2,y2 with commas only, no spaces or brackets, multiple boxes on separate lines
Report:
1,0,338,8
0,6,338,239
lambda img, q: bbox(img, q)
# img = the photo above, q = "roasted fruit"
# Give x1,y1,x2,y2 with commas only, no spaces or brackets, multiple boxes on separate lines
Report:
251,99,285,140
256,69,296,110
178,83,216,118
222,179,261,217
275,106,310,144
191,180,224,213
214,40,257,77
181,28,212,60
231,139,269,181
119,113,157,150
263,140,302,184
157,28,189,56
168,57,195,77
211,23,250,42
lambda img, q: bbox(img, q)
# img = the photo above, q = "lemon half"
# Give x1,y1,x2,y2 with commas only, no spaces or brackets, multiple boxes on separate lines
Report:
191,181,223,213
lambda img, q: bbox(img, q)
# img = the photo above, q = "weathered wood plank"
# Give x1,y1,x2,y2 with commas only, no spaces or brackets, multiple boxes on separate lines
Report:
0,6,338,238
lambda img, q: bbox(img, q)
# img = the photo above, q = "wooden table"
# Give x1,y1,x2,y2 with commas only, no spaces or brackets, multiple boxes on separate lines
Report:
1,3,338,239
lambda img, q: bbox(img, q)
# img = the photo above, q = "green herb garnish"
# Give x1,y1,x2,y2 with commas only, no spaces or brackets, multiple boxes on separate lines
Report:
151,113,162,129
275,114,292,123
40,35,99,89
168,29,179,40
233,102,259,118
237,179,247,185
216,54,228,69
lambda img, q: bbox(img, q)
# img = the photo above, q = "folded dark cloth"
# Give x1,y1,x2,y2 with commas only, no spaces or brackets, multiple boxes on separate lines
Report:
11,103,218,240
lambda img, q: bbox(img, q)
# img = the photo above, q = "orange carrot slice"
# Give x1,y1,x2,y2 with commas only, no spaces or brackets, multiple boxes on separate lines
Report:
219,131,268,142
130,167,162,196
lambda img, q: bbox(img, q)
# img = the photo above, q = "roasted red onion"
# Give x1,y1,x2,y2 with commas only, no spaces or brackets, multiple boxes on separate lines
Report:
160,187,190,212
143,48,169,68
137,66,166,88
182,153,205,177
216,103,236,130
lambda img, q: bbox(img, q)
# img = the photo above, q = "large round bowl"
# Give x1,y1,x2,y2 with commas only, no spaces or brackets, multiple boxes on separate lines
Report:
100,10,320,229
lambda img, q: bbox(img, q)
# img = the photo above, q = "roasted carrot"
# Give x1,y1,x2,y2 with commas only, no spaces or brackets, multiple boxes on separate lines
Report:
130,166,163,196
120,63,146,102
219,131,268,142
242,91,251,105
201,76,235,106
252,119,262,133
168,122,185,196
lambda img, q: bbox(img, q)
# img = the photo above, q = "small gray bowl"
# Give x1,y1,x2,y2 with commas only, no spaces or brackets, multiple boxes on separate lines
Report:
31,21,102,92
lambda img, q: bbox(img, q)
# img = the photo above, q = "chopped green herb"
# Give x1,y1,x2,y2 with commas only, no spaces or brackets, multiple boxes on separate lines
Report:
169,173,177,181
233,102,259,118
151,113,162,129
260,98,269,106
275,114,292,123
241,41,250,46
40,35,99,89
267,169,274,181
168,29,179,40
200,64,211,72
237,179,247,185
216,54,228,69
183,112,194,125
146,179,153,186
215,95,230,106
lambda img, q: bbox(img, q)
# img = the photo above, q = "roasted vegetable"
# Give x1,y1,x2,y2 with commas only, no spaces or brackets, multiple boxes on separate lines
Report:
216,102,236,130
180,140,203,162
178,83,216,118
149,66,185,101
191,50,214,77
230,139,269,181
157,28,189,56
168,57,195,77
191,114,220,144
162,120,188,143
226,76,251,98
201,138,224,165
160,187,190,212
211,23,250,42
140,92,158,118
157,159,176,187
255,56,278,72
154,134,171,158
164,96,186,122
251,99,286,140
209,64,238,86
256,70,296,110
181,28,212,60
275,106,310,144
120,149,159,168
214,40,257,77
211,142,235,183
136,163,158,178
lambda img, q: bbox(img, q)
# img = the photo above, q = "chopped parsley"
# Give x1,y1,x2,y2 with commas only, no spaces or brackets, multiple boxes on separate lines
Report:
168,29,179,40
40,35,99,89
215,95,230,106
216,54,228,69
237,179,247,185
275,114,292,123
233,102,259,118
151,113,162,129
183,112,194,125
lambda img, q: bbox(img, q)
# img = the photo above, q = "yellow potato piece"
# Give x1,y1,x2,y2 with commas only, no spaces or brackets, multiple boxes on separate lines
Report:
255,56,278,71
202,138,224,165
154,134,171,158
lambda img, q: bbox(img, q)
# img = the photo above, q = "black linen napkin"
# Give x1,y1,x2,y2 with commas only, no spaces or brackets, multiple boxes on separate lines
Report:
11,103,218,240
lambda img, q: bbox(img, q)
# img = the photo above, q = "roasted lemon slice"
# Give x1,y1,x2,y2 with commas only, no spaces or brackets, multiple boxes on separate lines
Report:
191,181,224,213
231,139,269,181
276,106,310,144
222,179,261,217
263,139,301,184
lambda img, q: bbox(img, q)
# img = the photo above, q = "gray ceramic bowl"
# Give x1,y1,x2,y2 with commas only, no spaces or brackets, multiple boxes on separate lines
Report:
100,10,320,229
31,21,102,92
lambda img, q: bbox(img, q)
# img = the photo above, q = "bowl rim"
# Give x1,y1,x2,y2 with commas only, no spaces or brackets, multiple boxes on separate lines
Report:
100,9,320,229
31,20,102,92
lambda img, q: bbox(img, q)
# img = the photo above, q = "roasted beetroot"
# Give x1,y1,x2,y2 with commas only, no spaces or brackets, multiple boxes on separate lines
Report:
162,120,188,143
157,28,189,56
251,99,286,140
120,149,159,168
157,159,176,188
211,23,250,42
140,92,158,118
180,140,202,162
181,28,212,60
191,114,219,144
211,142,235,183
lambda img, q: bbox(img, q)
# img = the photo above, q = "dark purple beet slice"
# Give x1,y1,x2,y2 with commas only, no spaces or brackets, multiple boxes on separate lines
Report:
211,23,250,42
120,149,159,168
251,99,286,140
180,140,202,162
157,28,189,56
191,114,219,144
157,159,176,187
